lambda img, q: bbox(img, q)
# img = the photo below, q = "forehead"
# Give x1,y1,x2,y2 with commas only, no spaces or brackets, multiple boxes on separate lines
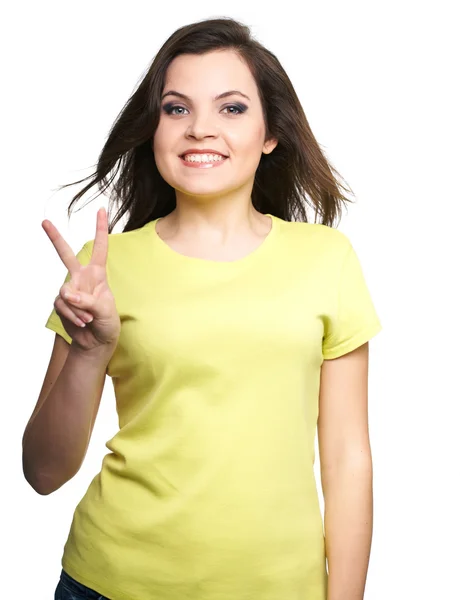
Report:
164,50,256,94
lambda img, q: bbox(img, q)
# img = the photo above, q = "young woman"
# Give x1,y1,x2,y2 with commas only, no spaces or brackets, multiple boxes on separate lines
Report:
22,17,382,600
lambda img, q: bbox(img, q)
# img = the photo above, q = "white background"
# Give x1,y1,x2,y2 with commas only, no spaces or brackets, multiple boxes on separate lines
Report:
3,1,459,598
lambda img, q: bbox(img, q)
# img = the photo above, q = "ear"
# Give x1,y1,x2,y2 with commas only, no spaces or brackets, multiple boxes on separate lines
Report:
262,137,278,155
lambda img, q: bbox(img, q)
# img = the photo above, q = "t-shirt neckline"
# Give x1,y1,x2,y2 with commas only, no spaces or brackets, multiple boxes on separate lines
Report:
148,213,279,271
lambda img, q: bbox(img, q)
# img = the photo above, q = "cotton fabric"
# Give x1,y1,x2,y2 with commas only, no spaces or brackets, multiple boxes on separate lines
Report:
45,214,382,600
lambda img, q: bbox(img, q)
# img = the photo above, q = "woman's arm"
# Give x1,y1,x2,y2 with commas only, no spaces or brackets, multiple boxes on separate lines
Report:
318,342,374,600
22,334,115,495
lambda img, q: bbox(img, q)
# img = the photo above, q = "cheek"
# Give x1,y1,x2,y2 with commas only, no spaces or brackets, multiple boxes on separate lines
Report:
152,131,171,182
153,117,174,151
152,125,165,156
228,122,266,151
152,128,173,175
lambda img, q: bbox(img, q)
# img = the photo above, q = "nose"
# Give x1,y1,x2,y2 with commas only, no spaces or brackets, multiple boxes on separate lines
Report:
185,111,219,140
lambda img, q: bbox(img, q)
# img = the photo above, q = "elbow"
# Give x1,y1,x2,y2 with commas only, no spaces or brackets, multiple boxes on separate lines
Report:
322,445,373,472
22,431,83,495
23,468,67,496
29,481,56,496
23,469,56,496
320,453,373,487
22,453,70,496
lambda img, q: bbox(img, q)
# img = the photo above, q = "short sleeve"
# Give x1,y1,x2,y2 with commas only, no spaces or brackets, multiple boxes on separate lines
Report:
322,241,382,359
44,242,92,345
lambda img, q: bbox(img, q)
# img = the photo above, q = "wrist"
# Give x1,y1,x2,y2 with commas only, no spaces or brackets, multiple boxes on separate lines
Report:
69,340,117,363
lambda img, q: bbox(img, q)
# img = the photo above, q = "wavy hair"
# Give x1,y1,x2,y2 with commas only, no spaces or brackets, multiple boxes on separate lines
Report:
58,16,355,232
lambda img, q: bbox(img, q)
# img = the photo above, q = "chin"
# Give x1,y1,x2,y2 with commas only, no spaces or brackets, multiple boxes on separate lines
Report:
173,181,231,197
179,190,229,201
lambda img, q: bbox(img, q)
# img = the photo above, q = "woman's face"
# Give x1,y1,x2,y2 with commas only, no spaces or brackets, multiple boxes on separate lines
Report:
153,50,277,202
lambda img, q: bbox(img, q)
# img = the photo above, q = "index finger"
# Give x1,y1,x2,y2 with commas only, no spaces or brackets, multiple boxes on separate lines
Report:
42,219,82,276
89,207,108,268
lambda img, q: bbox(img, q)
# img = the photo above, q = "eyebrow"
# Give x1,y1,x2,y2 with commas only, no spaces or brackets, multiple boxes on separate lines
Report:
161,90,251,102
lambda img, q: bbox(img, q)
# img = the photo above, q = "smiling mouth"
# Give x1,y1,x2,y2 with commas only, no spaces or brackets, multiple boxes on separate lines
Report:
179,154,229,169
179,154,228,160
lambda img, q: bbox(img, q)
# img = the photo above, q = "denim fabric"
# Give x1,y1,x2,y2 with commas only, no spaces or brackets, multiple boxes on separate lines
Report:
54,569,109,599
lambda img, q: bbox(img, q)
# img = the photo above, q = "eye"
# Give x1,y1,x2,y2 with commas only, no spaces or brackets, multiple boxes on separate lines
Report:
162,103,248,116
162,104,189,116
222,104,247,115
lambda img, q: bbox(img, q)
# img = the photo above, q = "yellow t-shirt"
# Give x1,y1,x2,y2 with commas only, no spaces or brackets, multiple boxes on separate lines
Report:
45,214,382,600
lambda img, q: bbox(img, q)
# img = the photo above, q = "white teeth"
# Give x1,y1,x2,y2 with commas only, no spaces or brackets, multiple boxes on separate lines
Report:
183,153,225,163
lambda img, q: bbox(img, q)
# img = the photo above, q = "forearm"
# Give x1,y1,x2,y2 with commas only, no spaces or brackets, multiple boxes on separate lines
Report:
22,342,114,495
322,458,373,600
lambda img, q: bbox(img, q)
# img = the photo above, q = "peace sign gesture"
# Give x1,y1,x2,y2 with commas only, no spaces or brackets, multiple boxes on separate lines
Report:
42,207,120,352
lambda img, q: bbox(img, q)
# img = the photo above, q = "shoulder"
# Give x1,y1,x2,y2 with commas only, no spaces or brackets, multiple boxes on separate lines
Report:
276,218,351,260
78,221,153,286
82,220,153,258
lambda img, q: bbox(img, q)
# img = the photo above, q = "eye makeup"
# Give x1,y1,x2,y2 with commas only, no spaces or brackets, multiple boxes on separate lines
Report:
162,103,248,116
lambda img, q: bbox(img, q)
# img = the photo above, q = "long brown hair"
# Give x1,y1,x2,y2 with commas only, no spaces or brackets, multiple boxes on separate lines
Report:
58,16,355,232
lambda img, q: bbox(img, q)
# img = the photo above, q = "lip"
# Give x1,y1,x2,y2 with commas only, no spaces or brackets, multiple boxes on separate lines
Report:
179,149,228,158
179,155,228,169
